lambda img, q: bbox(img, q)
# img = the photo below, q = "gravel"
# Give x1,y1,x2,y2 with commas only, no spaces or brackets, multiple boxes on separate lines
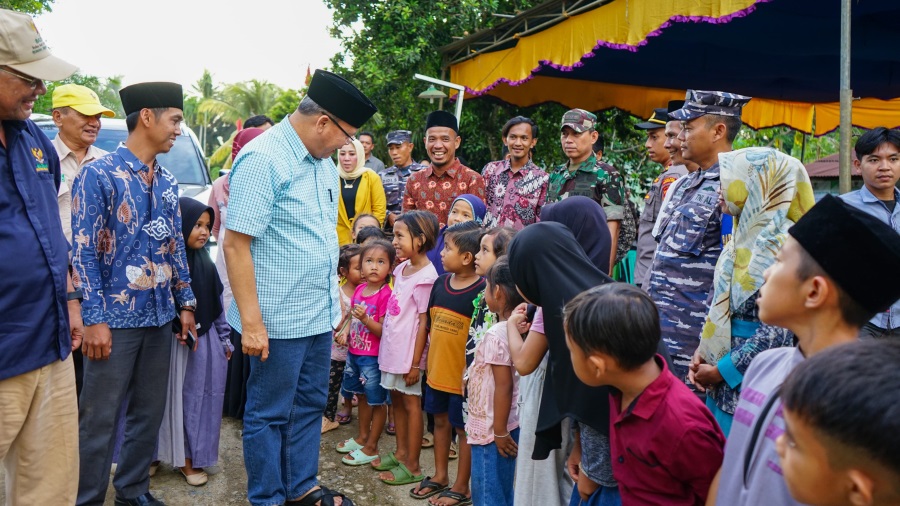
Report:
0,414,457,506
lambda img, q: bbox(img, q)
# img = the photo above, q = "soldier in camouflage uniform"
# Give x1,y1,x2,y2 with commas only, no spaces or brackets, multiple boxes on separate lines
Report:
646,89,751,385
379,130,426,228
547,108,633,273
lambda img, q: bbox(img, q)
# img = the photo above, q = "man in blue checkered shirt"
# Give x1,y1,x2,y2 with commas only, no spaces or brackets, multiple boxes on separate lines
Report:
224,70,376,506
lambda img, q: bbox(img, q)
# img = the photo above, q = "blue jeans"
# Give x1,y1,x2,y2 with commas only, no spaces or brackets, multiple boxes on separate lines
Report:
341,353,388,405
471,428,519,506
243,332,330,506
568,482,621,506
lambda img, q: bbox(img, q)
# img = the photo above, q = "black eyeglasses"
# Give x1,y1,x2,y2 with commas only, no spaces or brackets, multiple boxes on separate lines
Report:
0,67,41,90
323,112,354,145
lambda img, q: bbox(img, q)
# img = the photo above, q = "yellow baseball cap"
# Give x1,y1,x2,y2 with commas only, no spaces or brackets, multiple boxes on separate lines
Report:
52,84,115,117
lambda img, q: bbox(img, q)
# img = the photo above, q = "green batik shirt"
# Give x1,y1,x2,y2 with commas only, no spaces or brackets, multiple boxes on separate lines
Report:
546,154,625,221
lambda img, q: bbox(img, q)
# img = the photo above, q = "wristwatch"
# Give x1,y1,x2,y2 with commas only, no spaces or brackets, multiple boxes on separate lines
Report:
67,289,83,302
180,300,197,312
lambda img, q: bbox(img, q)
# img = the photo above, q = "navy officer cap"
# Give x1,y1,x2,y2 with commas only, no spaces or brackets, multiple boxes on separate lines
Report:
634,107,669,130
119,82,183,116
307,69,377,128
667,100,685,114
669,89,751,121
387,130,412,145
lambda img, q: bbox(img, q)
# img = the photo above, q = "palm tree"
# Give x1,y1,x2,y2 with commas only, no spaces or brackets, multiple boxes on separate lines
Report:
198,80,282,175
186,70,220,155
198,80,282,125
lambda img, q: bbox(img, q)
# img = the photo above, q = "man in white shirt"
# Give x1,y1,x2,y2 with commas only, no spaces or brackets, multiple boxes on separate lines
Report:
51,83,115,243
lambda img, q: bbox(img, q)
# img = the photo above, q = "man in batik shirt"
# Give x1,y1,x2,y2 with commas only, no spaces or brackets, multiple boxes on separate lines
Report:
482,116,548,230
402,111,484,227
73,82,196,506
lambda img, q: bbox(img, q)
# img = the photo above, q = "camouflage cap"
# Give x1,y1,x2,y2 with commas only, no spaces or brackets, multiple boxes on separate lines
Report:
386,130,412,145
669,90,751,121
560,108,597,133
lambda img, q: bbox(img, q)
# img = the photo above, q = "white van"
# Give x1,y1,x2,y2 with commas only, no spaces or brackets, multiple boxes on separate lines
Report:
33,114,217,256
31,114,213,204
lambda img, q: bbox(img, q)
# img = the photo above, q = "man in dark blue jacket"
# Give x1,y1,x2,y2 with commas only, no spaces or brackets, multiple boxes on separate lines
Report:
0,8,80,504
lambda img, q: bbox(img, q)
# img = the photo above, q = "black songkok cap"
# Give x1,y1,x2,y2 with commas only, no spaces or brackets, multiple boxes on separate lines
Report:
306,69,377,128
425,110,458,134
789,194,900,313
119,82,184,116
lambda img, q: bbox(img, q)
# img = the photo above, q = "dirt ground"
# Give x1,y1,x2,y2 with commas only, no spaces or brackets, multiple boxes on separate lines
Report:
0,415,457,506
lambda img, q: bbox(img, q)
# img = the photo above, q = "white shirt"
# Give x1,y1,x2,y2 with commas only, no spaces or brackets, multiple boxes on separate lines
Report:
51,135,107,244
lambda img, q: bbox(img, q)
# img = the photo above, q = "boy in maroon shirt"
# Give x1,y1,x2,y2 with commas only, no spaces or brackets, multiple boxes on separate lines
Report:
564,283,725,506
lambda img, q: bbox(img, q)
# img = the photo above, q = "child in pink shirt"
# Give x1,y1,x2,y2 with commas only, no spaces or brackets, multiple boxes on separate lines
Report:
465,256,523,506
336,240,395,466
376,211,440,487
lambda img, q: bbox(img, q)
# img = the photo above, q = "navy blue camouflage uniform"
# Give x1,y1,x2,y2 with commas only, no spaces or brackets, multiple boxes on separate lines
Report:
380,130,425,214
380,162,426,213
646,164,724,383
646,89,751,384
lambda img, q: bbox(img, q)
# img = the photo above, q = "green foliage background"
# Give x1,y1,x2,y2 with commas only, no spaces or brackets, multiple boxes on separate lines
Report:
323,0,676,199
9,0,846,192
322,0,845,201
0,0,53,14
32,73,124,117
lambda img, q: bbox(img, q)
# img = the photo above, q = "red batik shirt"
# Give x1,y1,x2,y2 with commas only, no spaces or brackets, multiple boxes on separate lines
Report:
402,158,485,226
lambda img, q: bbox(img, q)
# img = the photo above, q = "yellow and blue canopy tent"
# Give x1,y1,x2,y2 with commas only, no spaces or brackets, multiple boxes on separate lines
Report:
444,0,900,136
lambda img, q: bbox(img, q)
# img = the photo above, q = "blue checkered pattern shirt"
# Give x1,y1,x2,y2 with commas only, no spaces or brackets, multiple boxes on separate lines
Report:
225,119,340,339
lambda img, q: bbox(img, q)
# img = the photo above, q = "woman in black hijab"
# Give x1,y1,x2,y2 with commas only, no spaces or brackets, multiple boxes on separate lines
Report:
540,196,612,274
508,222,670,503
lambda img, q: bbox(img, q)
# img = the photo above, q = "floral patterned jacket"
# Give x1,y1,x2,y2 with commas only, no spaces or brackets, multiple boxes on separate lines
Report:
72,145,195,328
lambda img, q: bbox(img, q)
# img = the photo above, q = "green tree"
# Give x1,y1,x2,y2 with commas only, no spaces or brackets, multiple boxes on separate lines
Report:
324,0,657,198
32,73,124,117
0,0,54,14
734,125,850,164
198,79,282,125
185,69,221,156
267,88,304,121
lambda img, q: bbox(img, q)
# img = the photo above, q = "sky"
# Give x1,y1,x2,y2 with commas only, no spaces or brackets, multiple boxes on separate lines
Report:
35,0,346,90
